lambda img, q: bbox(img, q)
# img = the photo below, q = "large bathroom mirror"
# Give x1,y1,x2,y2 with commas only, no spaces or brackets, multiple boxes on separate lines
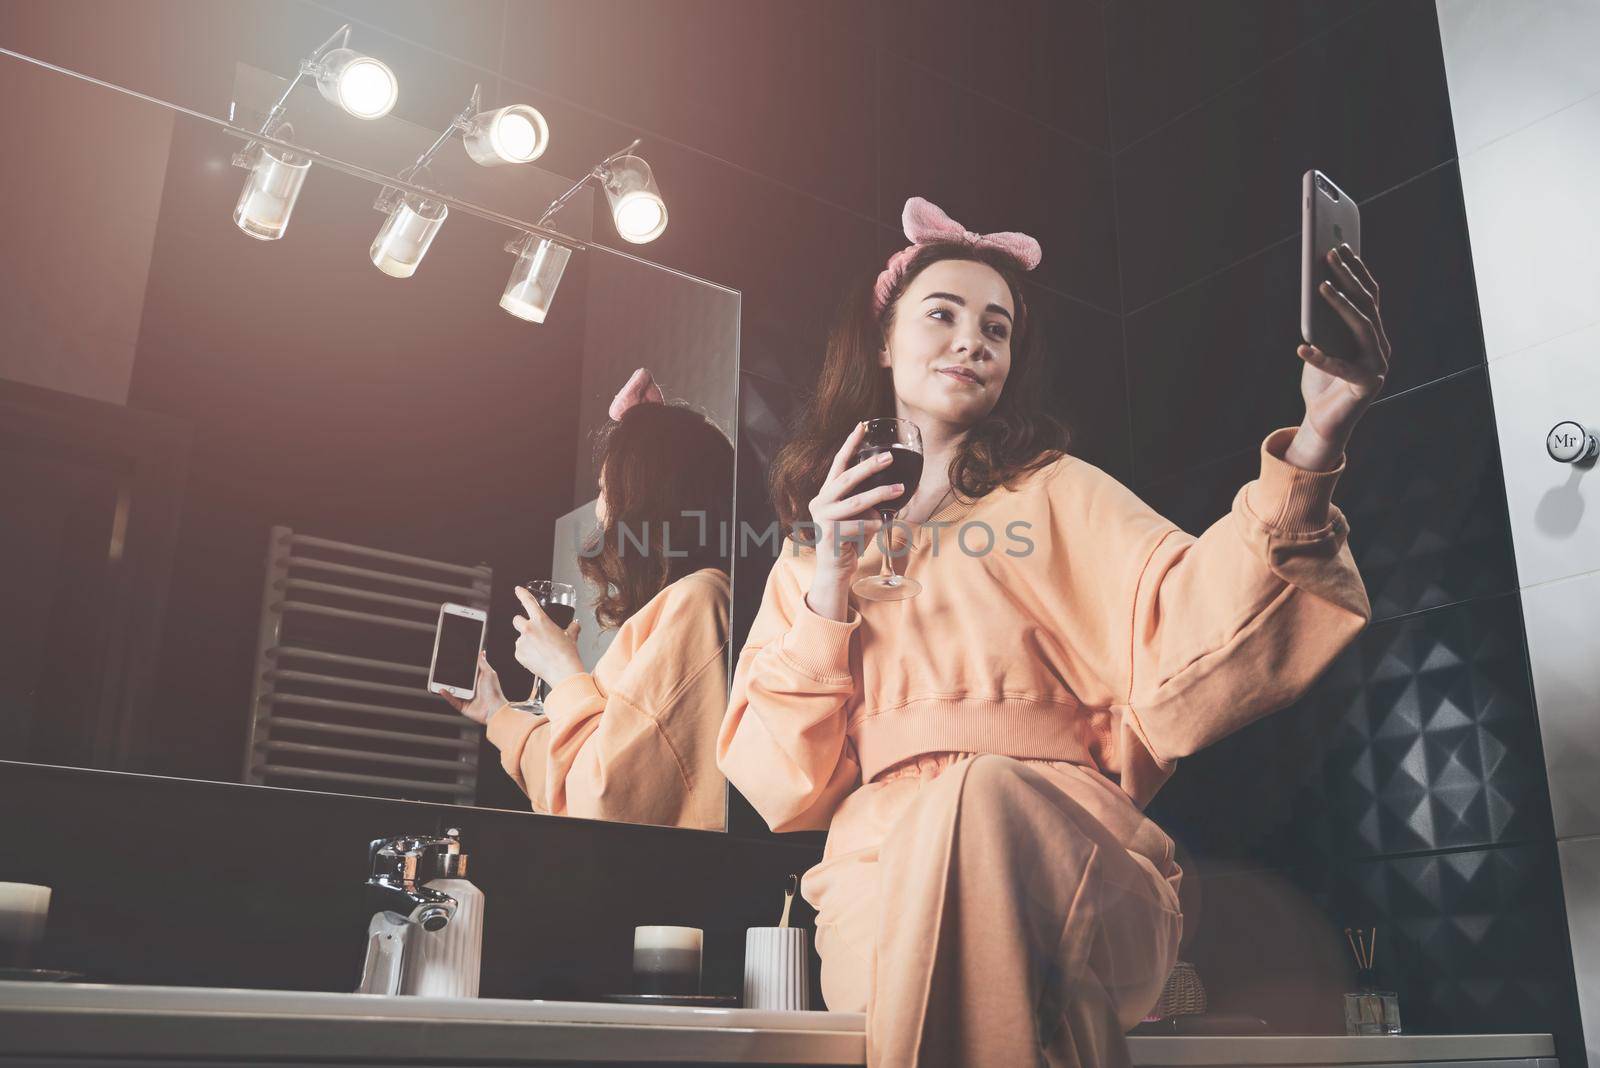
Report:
0,43,741,830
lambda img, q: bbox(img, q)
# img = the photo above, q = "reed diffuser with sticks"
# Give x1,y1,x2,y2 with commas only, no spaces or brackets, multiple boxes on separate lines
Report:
1344,926,1378,989
1341,924,1401,1036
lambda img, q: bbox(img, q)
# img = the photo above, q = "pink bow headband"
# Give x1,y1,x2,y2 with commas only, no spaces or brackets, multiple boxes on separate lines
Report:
873,197,1042,313
608,367,666,421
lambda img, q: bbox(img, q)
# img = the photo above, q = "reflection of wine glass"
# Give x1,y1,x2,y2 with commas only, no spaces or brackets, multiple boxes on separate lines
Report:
511,580,579,710
851,419,924,602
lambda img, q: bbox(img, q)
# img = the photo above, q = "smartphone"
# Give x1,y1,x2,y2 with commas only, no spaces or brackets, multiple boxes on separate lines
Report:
428,603,487,700
1301,169,1362,366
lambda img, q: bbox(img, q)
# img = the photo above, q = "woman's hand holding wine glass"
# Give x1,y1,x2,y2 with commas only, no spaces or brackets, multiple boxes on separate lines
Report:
806,419,923,618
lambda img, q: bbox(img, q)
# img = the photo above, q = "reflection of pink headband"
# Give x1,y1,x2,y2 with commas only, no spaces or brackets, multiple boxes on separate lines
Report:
608,367,666,421
873,197,1043,313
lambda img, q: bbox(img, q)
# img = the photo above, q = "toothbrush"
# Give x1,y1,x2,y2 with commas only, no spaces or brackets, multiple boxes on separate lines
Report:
779,875,798,929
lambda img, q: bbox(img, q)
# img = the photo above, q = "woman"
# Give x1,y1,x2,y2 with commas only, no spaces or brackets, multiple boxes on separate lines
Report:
719,197,1386,1065
447,370,735,831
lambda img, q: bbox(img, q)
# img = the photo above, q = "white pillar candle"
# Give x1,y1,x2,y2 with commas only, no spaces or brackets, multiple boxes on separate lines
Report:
632,925,701,995
0,883,51,968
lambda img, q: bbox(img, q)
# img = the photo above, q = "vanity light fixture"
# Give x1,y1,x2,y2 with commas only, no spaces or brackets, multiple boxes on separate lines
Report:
535,138,669,247
494,138,665,323
314,47,398,120
463,104,550,166
233,128,312,241
367,85,552,277
402,83,551,172
232,24,398,240
599,154,667,243
498,234,573,323
370,186,449,278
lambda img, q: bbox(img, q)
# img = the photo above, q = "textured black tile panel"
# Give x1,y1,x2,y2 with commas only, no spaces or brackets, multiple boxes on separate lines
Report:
1149,594,1550,865
1137,369,1518,622
1175,845,1582,1063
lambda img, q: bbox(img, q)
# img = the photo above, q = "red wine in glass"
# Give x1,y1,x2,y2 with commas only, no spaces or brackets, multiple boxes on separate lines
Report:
515,580,579,708
853,444,924,516
540,601,577,630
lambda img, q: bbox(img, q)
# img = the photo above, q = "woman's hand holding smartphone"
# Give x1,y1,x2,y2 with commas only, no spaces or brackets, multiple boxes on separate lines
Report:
440,651,510,724
1295,169,1394,465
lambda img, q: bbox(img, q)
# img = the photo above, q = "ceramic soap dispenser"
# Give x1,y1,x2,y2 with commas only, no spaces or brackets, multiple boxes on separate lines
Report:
400,828,483,998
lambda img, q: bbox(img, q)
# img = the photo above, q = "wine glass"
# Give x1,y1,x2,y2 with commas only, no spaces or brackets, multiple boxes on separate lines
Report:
510,579,579,710
850,418,924,602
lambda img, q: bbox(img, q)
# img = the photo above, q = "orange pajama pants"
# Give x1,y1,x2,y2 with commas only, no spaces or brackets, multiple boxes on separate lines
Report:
804,753,1184,1067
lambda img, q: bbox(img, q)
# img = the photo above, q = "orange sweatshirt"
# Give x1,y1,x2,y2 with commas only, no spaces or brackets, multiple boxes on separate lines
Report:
488,567,731,830
719,427,1372,832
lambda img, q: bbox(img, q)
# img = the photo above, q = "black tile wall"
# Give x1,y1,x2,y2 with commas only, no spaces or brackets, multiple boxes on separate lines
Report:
1346,162,1486,397
1309,594,1551,858
1175,844,1581,1063
1114,0,1456,313
877,50,1121,313
1105,0,1375,151
1329,844,1581,1059
1336,369,1519,619
1125,162,1488,485
1139,368,1519,623
1148,592,1551,867
1110,0,1580,1056
878,0,1111,150
1027,283,1132,484
1124,231,1303,483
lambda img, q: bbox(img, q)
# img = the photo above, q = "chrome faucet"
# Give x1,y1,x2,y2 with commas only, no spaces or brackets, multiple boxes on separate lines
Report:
356,831,462,995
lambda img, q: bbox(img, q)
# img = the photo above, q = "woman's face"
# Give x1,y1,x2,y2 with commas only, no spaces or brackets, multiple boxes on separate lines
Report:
878,258,1015,431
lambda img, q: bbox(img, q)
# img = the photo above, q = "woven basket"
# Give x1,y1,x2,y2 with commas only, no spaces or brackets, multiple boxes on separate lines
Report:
1150,960,1207,1020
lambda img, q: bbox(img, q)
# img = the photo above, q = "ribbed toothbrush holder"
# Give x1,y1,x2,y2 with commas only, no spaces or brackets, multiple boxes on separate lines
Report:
743,927,810,1011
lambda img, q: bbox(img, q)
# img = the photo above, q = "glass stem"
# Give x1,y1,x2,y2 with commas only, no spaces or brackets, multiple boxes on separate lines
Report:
879,511,896,585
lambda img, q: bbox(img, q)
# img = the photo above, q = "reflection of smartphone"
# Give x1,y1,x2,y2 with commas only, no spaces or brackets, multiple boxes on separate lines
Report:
1301,169,1362,365
428,603,486,700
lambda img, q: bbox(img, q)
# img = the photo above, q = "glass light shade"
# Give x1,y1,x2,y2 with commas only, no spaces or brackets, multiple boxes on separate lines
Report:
234,144,311,241
602,155,668,243
370,195,448,278
499,238,572,323
315,48,398,119
463,105,549,166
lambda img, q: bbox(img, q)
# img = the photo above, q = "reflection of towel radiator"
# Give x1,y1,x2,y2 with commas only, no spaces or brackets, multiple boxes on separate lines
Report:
242,526,492,805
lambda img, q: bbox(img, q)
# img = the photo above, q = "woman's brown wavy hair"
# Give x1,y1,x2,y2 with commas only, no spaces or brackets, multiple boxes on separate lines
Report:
768,242,1071,535
579,403,733,629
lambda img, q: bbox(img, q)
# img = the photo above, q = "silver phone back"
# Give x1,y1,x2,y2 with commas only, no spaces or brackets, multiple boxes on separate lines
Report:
1301,169,1362,362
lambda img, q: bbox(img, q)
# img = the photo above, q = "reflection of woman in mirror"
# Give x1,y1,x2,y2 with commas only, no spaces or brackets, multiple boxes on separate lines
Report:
721,197,1388,1061
444,370,734,831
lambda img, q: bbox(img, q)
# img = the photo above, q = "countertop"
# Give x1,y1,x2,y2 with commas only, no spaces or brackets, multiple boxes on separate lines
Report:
0,982,1558,1066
